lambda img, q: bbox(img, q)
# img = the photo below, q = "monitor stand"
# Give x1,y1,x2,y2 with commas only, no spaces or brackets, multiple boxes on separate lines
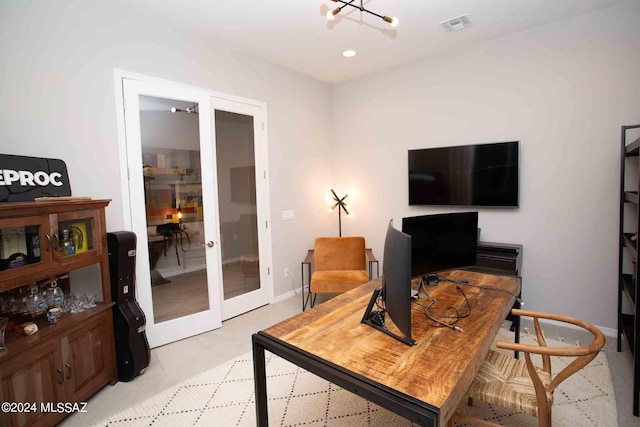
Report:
361,288,415,346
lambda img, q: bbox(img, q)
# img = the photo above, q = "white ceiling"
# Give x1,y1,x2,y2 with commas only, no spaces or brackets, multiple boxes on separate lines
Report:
110,0,625,84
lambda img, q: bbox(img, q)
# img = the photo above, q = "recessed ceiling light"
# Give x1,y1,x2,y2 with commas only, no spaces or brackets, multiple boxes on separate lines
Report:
343,50,357,58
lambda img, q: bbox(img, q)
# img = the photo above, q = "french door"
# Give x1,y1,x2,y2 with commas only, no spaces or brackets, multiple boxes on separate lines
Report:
120,75,272,347
211,97,271,321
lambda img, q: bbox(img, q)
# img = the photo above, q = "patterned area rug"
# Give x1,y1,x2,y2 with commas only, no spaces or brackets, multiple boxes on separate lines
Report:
94,327,616,426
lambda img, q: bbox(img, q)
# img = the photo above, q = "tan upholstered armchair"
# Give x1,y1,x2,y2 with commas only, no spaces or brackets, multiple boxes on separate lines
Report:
301,237,378,310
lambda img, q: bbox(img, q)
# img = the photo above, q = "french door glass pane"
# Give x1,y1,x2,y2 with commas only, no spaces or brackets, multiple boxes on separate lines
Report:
139,95,210,323
214,110,260,300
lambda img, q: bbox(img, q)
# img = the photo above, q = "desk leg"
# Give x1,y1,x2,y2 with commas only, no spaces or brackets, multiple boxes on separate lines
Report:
513,309,521,359
513,301,522,359
302,262,313,311
301,263,306,311
252,336,268,426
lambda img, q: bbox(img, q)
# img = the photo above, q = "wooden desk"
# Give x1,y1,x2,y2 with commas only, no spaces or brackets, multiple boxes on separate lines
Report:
252,270,520,426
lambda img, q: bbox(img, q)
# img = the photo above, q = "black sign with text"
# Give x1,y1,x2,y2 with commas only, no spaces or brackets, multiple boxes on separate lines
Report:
0,154,71,202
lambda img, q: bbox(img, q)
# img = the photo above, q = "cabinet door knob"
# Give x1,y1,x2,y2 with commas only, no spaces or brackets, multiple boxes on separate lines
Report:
53,233,60,251
45,234,52,252
65,363,72,379
57,368,64,384
204,241,215,248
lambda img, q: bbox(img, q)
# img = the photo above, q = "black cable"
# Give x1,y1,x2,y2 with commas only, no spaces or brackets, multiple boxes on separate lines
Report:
412,275,522,333
423,273,469,287
412,286,470,332
428,287,471,320
423,272,522,305
427,287,470,330
369,291,387,328
457,280,523,306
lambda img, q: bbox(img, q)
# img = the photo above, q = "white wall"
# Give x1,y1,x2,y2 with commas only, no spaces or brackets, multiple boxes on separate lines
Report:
330,1,640,329
0,0,334,299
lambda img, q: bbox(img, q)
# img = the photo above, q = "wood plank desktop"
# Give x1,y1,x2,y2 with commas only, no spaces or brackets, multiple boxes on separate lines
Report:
252,270,521,427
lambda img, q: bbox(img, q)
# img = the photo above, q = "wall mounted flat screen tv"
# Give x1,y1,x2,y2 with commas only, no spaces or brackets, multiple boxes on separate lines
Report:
408,141,519,207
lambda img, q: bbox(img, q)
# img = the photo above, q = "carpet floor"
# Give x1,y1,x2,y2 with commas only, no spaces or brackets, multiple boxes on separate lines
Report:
93,327,616,426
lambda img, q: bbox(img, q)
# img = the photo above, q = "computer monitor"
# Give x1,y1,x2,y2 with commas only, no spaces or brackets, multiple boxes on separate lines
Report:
361,220,415,346
402,212,478,279
382,220,413,343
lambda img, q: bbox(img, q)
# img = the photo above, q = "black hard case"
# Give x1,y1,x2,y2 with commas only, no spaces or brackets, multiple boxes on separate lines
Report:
107,231,151,382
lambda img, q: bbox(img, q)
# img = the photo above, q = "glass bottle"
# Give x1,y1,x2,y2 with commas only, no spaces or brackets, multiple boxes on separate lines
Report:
31,233,41,259
18,287,29,314
46,280,64,309
0,292,9,315
6,289,19,315
60,229,76,257
27,285,47,316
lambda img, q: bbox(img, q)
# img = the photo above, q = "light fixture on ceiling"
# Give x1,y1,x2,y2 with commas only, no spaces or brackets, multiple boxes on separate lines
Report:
326,0,398,27
170,103,199,114
343,49,356,57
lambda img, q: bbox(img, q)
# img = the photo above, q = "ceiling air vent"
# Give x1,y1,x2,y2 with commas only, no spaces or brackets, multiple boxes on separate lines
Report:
441,15,471,32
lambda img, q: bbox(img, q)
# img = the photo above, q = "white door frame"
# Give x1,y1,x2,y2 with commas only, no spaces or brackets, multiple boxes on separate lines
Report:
113,69,274,339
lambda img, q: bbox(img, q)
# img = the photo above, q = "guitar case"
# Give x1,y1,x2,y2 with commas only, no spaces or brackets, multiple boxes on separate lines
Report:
107,231,151,382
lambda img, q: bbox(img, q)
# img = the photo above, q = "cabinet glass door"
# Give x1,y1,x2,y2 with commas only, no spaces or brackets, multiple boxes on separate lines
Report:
54,210,102,262
0,216,51,283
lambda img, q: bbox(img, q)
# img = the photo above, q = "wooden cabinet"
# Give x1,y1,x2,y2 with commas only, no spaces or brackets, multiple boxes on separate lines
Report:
0,340,65,427
618,124,640,416
0,200,117,426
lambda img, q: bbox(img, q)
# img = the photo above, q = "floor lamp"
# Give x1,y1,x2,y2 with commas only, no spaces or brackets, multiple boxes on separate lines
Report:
327,186,349,237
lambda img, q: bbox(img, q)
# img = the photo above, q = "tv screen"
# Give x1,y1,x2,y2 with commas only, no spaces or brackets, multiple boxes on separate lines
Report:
402,212,478,279
408,141,519,207
382,220,413,343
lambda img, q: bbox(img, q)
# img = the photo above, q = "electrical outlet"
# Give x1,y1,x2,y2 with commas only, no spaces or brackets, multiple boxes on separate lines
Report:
284,267,291,278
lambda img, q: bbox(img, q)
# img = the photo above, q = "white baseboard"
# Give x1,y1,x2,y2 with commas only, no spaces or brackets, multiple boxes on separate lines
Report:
272,286,307,304
520,317,616,339
158,263,206,278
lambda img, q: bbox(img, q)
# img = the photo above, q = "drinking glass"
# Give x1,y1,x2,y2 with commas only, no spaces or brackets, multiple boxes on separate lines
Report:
0,317,8,354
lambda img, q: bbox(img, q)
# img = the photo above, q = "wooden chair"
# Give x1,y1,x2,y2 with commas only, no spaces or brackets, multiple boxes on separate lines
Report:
452,309,605,427
302,237,377,309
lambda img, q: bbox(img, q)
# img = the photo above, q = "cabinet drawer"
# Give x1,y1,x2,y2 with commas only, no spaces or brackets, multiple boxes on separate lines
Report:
475,254,518,274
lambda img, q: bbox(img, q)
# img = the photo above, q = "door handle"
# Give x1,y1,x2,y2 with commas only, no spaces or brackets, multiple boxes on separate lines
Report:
65,363,72,379
45,234,52,252
203,241,215,248
57,368,64,384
